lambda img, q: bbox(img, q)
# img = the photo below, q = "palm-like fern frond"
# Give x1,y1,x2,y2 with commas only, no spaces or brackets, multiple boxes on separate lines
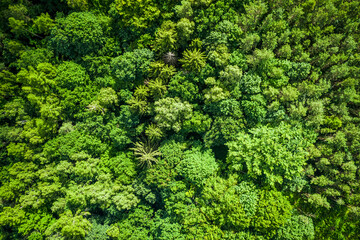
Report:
130,139,161,168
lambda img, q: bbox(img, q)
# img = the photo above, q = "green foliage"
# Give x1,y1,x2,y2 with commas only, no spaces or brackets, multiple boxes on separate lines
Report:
227,123,316,188
42,130,107,162
154,21,178,54
276,213,315,240
148,61,176,82
143,140,185,188
252,190,292,237
49,12,104,58
174,1,193,18
145,123,164,141
1,0,360,239
45,210,92,239
111,49,154,90
0,206,26,227
113,205,154,239
240,0,268,32
205,116,235,145
176,147,218,185
177,18,195,45
238,74,262,94
179,49,206,73
99,153,136,184
130,139,161,168
207,44,231,68
200,176,252,230
8,17,27,38
86,221,110,240
154,97,193,132
183,111,212,134
33,13,54,35
113,0,162,30
203,84,230,104
168,73,199,102
18,212,54,239
241,94,267,125
55,61,88,90
14,48,53,70
219,65,242,89
66,0,88,11
152,215,185,240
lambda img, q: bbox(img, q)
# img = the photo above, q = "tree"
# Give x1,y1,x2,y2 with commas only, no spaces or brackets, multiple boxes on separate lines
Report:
66,0,88,11
86,221,110,240
276,213,315,240
127,97,149,116
111,49,154,90
203,78,230,104
33,13,54,35
45,210,92,239
215,20,243,48
113,0,162,30
87,87,118,114
219,65,242,89
204,99,245,147
145,123,164,141
177,18,195,46
130,138,161,168
252,190,292,238
49,12,104,58
54,62,95,118
148,79,167,100
163,52,177,65
55,61,88,91
1,0,360,239
14,48,53,70
97,87,118,109
199,176,253,230
182,111,212,135
143,140,185,188
239,0,268,32
227,123,316,188
108,205,154,239
238,74,262,95
174,0,193,18
168,73,199,102
176,147,218,185
240,33,260,53
179,49,206,73
148,61,176,82
207,44,230,68
247,48,275,76
8,17,28,38
204,116,245,147
154,97,193,132
241,94,267,125
154,21,178,54
42,130,107,162
0,206,26,227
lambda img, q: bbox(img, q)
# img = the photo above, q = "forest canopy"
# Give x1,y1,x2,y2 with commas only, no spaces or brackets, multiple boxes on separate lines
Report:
0,0,359,239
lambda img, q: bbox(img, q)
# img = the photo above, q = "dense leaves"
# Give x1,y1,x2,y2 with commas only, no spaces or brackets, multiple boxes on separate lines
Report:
1,0,359,239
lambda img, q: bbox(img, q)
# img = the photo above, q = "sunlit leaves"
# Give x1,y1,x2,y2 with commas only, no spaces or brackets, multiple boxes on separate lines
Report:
179,49,206,73
49,12,104,58
154,97,193,132
130,139,161,168
111,49,154,90
227,123,315,188
176,147,218,185
45,210,91,239
114,0,161,30
252,190,292,237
